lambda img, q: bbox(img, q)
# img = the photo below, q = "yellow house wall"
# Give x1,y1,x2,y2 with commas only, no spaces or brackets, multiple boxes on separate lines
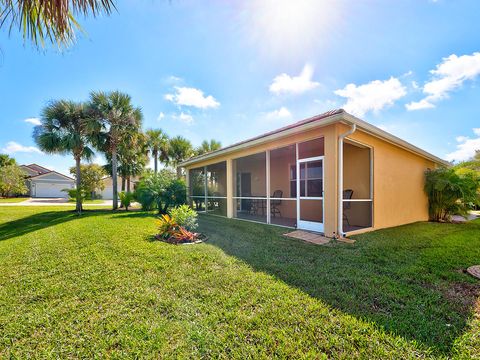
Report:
340,124,435,230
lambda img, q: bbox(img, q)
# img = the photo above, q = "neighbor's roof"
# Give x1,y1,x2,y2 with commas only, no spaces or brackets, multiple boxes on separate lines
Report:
21,164,74,181
180,109,450,167
24,163,51,175
29,170,74,181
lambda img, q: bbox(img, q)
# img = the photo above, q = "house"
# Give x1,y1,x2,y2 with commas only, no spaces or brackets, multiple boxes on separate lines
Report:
20,164,75,198
99,176,140,200
180,109,449,237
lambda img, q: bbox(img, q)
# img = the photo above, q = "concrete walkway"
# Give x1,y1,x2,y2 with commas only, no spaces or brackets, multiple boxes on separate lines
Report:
0,198,112,206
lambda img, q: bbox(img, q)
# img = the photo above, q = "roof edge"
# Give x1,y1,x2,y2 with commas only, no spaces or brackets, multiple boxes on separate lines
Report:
179,109,450,168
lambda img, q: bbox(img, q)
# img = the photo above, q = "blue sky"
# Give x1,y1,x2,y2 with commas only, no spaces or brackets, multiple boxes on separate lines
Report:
1,0,480,175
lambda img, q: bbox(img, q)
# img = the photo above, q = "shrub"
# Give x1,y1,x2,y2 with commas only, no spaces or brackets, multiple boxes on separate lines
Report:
0,164,28,197
156,213,198,244
135,170,186,213
119,191,134,211
156,214,179,240
169,205,198,231
63,188,86,203
424,167,480,222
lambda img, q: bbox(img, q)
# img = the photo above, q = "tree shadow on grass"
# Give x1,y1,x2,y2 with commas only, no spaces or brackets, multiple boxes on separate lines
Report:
110,212,158,219
199,215,480,356
0,210,107,242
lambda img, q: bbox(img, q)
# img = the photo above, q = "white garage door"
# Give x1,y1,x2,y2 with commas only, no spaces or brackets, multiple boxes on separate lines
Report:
34,182,70,198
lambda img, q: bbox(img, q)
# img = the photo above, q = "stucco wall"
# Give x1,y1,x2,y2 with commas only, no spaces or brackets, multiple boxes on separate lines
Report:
341,124,435,231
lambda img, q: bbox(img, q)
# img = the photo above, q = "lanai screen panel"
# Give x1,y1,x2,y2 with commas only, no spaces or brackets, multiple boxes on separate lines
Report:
206,161,227,216
269,144,297,227
233,152,267,223
343,141,373,232
189,167,206,211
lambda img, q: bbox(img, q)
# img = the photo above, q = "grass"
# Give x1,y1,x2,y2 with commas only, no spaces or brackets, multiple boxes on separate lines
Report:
0,207,478,358
0,197,28,203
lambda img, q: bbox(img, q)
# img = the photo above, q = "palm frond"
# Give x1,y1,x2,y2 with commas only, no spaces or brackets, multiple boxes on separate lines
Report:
0,0,116,48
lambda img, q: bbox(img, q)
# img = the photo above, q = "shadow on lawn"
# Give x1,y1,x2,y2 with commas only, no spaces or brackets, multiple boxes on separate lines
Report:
0,210,105,241
200,214,480,355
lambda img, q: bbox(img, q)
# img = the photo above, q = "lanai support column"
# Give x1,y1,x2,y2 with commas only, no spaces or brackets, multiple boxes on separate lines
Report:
226,158,233,218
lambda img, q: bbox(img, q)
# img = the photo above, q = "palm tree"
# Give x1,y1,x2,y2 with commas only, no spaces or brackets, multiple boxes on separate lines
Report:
1,0,115,48
104,132,148,193
145,129,169,173
167,136,194,177
196,139,221,156
34,100,96,213
89,91,142,210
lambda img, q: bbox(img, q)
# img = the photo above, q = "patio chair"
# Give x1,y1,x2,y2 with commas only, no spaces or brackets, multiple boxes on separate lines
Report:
343,189,354,226
271,190,283,218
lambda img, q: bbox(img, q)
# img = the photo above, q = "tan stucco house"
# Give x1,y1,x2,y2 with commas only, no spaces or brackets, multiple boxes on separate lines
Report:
180,109,449,237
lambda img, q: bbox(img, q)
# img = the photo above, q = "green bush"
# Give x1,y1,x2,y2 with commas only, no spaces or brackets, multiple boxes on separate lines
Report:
424,167,480,222
134,170,186,213
119,191,134,211
63,188,86,203
169,205,198,231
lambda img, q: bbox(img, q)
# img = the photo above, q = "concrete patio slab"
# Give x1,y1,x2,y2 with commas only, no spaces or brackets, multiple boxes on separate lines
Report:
284,230,331,245
467,265,480,280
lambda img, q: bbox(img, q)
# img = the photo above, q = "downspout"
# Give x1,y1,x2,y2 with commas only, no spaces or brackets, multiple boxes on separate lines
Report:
338,123,356,238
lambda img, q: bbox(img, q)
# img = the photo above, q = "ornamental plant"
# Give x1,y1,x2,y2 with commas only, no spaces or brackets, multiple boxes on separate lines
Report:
169,205,198,231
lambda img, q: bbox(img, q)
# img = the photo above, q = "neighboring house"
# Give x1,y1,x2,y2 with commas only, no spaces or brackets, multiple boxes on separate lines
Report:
20,164,75,198
180,109,449,237
99,176,140,200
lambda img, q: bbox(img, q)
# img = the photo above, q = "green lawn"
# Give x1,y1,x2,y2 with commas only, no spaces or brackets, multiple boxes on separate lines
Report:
0,207,478,358
0,197,28,203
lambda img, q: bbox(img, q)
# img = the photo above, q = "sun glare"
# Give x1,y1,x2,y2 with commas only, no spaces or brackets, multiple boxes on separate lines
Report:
240,0,342,60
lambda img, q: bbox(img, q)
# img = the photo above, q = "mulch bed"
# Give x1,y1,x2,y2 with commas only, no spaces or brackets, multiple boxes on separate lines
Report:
155,233,208,245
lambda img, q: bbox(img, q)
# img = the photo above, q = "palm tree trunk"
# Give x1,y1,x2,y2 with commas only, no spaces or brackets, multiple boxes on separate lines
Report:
154,152,158,174
112,148,118,210
75,156,82,214
121,177,126,191
127,177,131,192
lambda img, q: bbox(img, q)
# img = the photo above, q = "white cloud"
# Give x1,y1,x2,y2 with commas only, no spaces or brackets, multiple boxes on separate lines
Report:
265,106,292,120
1,141,43,154
165,86,220,109
24,117,41,125
334,77,407,117
172,112,194,124
445,128,480,162
407,52,480,110
405,99,435,111
157,112,165,121
269,64,320,95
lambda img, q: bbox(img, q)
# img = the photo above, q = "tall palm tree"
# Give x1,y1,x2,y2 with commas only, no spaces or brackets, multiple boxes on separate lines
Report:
89,91,142,210
34,100,96,213
145,129,169,173
196,139,221,156
1,0,115,48
104,132,148,192
167,136,194,177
